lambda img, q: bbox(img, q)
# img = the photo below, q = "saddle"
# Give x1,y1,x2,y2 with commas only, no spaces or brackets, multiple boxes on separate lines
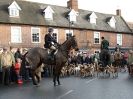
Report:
47,49,58,61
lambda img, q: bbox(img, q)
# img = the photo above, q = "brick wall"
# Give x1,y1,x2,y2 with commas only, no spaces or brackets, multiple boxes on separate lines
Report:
0,24,133,53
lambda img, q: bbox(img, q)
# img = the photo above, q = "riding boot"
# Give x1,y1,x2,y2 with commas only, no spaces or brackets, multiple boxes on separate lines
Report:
50,50,56,60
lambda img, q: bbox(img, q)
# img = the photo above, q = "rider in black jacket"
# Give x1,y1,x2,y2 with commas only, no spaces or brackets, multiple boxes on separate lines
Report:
44,27,58,60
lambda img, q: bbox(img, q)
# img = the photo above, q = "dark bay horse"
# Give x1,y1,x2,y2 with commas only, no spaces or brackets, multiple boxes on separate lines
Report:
25,36,79,86
99,49,111,67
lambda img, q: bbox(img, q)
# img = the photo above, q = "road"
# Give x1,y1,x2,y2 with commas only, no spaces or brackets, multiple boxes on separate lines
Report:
0,72,133,99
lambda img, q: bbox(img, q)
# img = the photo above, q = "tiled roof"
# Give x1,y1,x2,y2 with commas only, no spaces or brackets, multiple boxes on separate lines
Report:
0,0,132,33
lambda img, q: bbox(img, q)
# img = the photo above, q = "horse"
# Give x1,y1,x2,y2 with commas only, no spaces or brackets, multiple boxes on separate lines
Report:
99,49,111,67
97,49,111,77
25,36,79,86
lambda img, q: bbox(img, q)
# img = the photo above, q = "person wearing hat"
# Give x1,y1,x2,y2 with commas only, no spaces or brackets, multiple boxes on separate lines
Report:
0,47,15,85
44,27,59,60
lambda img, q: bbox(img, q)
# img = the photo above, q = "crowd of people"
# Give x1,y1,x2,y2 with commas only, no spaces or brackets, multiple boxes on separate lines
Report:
0,34,133,86
0,47,31,86
0,46,133,86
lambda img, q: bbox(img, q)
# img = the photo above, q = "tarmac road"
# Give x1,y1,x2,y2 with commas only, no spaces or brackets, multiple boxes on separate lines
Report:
0,72,133,99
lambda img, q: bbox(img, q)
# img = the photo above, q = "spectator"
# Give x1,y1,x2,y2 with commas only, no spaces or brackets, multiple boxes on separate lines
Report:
14,48,22,62
0,47,15,85
115,44,121,52
14,58,23,84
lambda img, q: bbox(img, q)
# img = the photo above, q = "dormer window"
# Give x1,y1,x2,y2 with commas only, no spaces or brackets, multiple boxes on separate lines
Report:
43,6,54,20
89,12,97,24
8,1,21,17
68,9,78,23
108,16,116,28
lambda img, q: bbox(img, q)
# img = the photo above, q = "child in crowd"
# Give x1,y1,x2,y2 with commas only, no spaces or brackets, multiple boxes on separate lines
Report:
14,58,23,84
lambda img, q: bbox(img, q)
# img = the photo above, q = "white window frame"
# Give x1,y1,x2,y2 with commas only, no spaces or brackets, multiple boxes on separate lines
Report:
69,15,76,22
43,6,54,20
108,16,116,28
117,34,122,45
9,8,19,17
11,26,22,43
90,17,96,24
53,29,58,42
31,27,40,43
89,12,97,24
8,1,21,17
65,30,73,40
94,32,100,44
45,11,53,20
109,21,115,28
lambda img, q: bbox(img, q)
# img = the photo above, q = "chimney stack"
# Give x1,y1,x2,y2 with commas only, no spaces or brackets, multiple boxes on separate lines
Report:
116,9,121,16
67,0,78,11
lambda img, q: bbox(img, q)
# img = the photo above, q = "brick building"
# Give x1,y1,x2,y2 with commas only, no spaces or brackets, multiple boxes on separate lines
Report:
0,0,133,53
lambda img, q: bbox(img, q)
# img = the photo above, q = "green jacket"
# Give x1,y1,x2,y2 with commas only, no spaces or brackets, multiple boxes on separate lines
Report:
101,39,109,50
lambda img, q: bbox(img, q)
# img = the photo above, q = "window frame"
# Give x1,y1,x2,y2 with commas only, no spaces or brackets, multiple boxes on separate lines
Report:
117,34,122,45
11,26,22,43
31,27,40,43
65,30,73,40
45,11,53,20
94,32,100,44
9,8,19,17
52,29,58,42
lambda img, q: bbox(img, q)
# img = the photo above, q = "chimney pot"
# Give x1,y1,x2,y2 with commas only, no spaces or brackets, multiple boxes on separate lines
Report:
116,9,121,16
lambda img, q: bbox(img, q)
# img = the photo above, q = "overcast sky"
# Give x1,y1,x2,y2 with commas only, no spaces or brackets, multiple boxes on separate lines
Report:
26,0,133,22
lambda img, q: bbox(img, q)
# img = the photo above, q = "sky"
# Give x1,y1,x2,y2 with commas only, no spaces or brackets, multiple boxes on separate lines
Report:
26,0,133,22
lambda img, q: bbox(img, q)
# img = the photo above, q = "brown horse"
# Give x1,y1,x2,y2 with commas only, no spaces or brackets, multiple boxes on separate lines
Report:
99,49,111,67
25,36,79,86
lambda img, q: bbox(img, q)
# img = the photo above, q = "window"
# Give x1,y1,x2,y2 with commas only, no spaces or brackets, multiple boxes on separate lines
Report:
94,32,100,44
8,1,21,17
45,12,53,20
31,28,40,43
108,16,116,28
11,26,21,43
89,12,97,24
117,34,122,45
43,6,54,20
52,29,58,42
65,30,73,40
69,15,76,22
90,18,96,24
68,9,77,22
9,9,19,17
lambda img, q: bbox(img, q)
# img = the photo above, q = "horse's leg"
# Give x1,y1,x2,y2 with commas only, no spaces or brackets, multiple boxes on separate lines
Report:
57,71,61,85
53,67,56,86
35,73,40,84
31,70,38,85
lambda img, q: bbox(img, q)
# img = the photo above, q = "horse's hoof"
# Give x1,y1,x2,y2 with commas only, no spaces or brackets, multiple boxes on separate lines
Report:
34,84,40,87
54,83,56,86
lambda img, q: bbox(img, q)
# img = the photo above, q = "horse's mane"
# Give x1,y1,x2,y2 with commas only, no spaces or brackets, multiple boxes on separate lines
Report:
61,36,74,46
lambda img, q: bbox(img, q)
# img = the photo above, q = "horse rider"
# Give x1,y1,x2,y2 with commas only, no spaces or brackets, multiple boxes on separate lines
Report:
101,36,109,51
44,27,59,60
100,36,110,66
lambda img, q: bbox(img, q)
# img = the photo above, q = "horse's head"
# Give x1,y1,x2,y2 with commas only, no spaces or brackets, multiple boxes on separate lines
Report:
69,35,79,51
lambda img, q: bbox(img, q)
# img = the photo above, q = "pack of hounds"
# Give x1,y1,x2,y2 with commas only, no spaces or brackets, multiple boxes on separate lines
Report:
60,63,127,78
